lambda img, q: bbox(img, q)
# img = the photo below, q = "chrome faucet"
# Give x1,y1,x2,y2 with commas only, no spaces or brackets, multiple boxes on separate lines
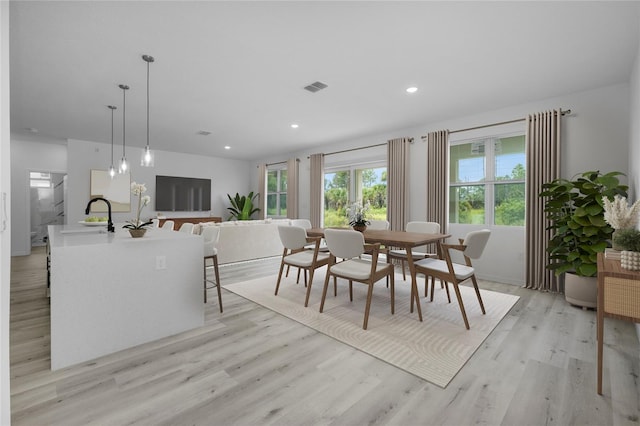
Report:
85,197,114,233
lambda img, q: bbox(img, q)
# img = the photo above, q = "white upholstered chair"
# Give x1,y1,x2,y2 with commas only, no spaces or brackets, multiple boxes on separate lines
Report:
178,222,195,234
161,220,175,231
414,229,491,329
275,225,330,307
319,229,395,330
387,221,440,281
367,219,390,230
151,218,160,228
202,226,223,312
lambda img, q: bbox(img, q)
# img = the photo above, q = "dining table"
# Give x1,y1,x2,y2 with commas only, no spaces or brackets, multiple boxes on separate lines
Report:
306,227,450,321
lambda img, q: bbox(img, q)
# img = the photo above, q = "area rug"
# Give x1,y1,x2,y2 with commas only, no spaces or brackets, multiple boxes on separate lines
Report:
222,269,519,387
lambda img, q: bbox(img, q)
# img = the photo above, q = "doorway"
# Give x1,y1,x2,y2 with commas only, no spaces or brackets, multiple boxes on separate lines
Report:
29,171,66,247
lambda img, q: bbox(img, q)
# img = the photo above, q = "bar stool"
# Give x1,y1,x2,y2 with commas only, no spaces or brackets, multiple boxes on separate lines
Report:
202,226,222,312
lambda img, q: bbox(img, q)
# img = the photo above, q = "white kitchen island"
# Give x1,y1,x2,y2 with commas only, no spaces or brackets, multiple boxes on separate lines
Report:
48,224,204,370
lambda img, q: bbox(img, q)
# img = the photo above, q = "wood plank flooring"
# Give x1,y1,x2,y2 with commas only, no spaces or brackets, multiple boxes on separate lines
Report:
10,247,640,425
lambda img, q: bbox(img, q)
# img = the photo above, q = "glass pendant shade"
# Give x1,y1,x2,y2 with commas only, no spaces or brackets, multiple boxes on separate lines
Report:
107,105,117,179
141,54,155,167
118,84,129,174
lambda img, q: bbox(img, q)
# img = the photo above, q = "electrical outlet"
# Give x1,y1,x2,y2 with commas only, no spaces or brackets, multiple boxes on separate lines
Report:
156,255,166,270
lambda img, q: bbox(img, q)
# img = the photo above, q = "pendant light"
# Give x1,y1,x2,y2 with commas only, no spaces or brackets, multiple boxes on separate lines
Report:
107,105,117,178
141,54,155,167
118,84,129,174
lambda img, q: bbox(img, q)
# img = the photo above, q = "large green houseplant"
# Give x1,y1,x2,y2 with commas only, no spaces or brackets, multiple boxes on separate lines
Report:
541,171,628,276
540,171,628,307
227,192,261,220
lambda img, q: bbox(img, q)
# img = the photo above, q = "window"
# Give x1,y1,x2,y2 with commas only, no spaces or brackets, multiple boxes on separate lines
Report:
324,163,387,227
30,171,52,188
267,167,287,218
449,134,525,226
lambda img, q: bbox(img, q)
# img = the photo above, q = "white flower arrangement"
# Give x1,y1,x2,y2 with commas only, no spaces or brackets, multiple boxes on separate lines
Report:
123,182,153,230
347,201,371,227
603,195,640,230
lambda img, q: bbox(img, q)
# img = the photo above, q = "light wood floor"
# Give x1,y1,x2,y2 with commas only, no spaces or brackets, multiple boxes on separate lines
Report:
10,247,640,425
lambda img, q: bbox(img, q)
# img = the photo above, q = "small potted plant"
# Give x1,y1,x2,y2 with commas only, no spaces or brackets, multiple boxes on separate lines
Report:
347,201,370,232
603,195,640,250
613,228,640,270
123,182,153,237
227,192,260,221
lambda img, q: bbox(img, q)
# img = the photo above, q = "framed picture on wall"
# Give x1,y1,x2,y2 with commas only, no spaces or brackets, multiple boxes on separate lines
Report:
89,170,131,212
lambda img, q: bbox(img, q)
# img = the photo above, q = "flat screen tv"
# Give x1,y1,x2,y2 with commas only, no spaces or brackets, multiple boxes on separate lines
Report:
155,175,211,212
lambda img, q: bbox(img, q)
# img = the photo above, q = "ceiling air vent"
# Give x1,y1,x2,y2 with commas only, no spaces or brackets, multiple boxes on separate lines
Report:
196,130,212,136
303,81,328,93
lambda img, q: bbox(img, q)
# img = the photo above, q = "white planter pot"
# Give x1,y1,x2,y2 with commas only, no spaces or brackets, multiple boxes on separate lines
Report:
621,251,640,270
564,272,597,309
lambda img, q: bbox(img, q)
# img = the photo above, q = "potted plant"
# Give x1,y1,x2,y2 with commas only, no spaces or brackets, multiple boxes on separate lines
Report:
227,192,260,221
613,228,640,270
347,201,371,232
603,195,640,250
540,170,628,308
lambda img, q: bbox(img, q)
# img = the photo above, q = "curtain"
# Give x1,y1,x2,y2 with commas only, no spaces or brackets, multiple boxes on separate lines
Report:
257,163,267,220
309,153,324,228
286,158,299,219
387,138,410,231
426,130,449,235
525,110,562,292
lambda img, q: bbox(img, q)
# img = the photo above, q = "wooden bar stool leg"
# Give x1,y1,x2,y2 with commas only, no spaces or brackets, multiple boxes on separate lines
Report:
213,255,222,313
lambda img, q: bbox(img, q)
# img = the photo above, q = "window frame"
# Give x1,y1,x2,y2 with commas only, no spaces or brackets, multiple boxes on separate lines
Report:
448,132,525,227
266,166,287,219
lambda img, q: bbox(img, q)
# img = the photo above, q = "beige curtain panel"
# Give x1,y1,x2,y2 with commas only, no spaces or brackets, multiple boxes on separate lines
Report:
387,138,410,231
257,163,267,220
309,153,324,228
286,158,299,219
426,130,449,235
525,109,562,292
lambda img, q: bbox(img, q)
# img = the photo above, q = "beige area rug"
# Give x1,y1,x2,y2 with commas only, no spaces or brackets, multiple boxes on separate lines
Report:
222,268,519,387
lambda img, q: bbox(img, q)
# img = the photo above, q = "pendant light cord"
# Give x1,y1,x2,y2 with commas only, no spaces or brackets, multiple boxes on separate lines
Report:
146,59,150,148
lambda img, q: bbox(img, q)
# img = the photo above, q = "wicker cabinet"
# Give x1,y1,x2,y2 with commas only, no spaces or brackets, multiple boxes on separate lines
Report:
596,252,640,394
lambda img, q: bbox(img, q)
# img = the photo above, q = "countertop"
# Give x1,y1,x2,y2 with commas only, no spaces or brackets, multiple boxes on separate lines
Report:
48,224,199,248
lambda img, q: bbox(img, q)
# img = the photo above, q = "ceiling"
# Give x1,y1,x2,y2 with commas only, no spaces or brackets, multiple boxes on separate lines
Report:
9,1,640,161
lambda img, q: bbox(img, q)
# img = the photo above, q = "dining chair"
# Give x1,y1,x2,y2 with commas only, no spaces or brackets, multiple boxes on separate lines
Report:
161,220,175,231
367,219,390,230
202,226,223,312
151,218,160,228
275,225,330,307
286,218,329,282
387,221,440,281
178,222,195,234
320,229,395,330
414,229,491,330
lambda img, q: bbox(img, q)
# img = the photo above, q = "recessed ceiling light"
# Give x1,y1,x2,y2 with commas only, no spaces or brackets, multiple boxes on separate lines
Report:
291,124,299,129
26,127,38,133
406,87,418,94
224,146,231,150
196,130,212,136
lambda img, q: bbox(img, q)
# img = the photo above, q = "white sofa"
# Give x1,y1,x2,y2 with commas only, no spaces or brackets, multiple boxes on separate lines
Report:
197,219,291,264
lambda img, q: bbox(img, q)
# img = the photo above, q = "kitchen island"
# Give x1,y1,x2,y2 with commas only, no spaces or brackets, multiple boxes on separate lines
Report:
48,224,204,370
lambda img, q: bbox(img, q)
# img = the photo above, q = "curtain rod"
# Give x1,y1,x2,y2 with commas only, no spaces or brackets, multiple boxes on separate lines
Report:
420,109,571,139
258,158,300,168
307,138,414,159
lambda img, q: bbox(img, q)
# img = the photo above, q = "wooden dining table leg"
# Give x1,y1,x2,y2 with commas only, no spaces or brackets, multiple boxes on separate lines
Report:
405,248,423,322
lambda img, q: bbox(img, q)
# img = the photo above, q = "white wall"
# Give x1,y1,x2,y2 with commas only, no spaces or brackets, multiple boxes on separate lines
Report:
0,1,10,423
10,137,254,255
256,83,630,285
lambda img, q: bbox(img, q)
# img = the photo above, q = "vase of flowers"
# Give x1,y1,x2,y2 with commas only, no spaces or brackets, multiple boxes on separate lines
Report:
123,182,153,238
347,201,371,232
603,195,640,250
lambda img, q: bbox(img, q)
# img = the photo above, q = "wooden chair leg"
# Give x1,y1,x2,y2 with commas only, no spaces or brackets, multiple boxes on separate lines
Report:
444,281,451,303
334,277,337,297
203,258,207,303
401,259,407,281
274,260,286,296
296,267,302,284
471,275,486,314
390,272,395,315
452,282,470,330
363,282,375,330
286,264,290,277
349,280,353,302
304,268,315,307
319,272,332,313
213,255,222,313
